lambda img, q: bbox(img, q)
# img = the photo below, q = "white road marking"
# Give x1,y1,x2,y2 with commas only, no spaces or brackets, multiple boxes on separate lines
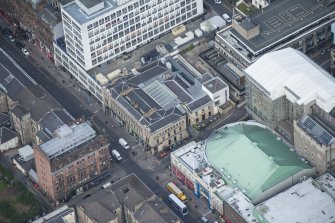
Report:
0,47,37,85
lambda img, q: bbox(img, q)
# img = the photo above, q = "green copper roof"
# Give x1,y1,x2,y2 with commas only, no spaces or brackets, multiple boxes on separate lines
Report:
205,122,312,201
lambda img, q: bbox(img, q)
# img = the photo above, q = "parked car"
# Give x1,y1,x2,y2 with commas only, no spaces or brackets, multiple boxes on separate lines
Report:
16,41,25,49
8,35,15,42
112,149,122,161
22,48,30,56
222,13,232,23
215,0,222,4
1,28,12,37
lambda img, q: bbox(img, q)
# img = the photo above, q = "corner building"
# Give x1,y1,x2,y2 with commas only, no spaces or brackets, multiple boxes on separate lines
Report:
61,0,204,70
34,122,111,202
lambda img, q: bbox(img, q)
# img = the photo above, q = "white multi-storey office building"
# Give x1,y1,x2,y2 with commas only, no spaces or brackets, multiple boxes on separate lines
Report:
59,0,203,71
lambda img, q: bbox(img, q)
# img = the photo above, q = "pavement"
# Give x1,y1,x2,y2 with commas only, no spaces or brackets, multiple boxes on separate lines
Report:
0,12,247,222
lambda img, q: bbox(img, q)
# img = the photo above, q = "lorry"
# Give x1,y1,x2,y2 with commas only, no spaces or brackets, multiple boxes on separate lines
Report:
118,138,130,149
166,182,187,202
112,149,122,161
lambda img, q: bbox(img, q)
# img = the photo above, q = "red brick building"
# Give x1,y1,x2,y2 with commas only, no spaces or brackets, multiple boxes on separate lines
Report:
34,122,111,202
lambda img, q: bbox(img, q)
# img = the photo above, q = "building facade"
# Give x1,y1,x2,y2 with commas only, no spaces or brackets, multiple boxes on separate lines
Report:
60,0,203,70
34,123,111,202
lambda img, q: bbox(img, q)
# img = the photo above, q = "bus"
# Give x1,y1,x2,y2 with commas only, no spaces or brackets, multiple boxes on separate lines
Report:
168,194,188,216
166,182,187,202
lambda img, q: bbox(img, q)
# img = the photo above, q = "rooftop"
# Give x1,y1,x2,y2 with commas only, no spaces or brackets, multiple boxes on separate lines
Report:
172,141,236,201
205,121,312,201
78,0,103,9
76,188,120,222
245,48,335,112
12,154,35,173
0,62,72,130
37,109,74,143
39,122,96,159
63,0,118,25
107,58,219,132
299,115,335,145
199,48,245,92
0,127,17,144
226,191,257,223
33,206,75,223
202,77,227,94
109,173,181,222
229,0,335,54
0,112,10,127
255,176,335,223
18,145,34,161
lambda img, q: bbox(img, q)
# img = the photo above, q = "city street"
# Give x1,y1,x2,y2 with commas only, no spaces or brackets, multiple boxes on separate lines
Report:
0,29,201,222
205,0,234,17
0,34,92,119
0,19,247,222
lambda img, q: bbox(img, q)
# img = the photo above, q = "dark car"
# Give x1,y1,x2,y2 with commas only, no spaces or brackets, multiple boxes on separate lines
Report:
1,28,12,37
16,41,25,49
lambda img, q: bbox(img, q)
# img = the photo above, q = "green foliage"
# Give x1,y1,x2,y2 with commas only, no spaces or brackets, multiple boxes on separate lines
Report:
181,44,195,54
0,164,43,223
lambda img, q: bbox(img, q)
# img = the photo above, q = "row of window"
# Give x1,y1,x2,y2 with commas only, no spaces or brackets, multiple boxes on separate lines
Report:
91,11,196,66
86,0,189,31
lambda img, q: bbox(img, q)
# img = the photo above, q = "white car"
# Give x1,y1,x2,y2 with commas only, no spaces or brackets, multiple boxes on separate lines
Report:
215,0,222,4
22,48,30,56
223,13,232,23
8,35,15,42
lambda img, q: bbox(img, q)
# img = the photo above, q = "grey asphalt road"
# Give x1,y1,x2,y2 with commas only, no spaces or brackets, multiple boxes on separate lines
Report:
0,34,92,119
0,26,247,222
195,106,248,141
0,32,200,222
205,0,234,17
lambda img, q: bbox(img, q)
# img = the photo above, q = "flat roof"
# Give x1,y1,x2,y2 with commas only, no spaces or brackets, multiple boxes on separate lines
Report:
107,59,215,132
39,122,96,159
203,77,227,94
78,0,103,9
18,145,34,160
63,0,118,25
228,0,335,54
226,191,257,223
255,176,335,223
33,206,75,223
174,141,205,171
205,121,312,201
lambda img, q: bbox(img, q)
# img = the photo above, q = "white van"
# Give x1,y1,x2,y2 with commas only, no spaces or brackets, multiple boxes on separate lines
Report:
112,149,122,161
119,138,130,149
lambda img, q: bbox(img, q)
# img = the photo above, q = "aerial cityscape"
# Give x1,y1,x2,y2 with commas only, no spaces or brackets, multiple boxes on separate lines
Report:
0,0,334,222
